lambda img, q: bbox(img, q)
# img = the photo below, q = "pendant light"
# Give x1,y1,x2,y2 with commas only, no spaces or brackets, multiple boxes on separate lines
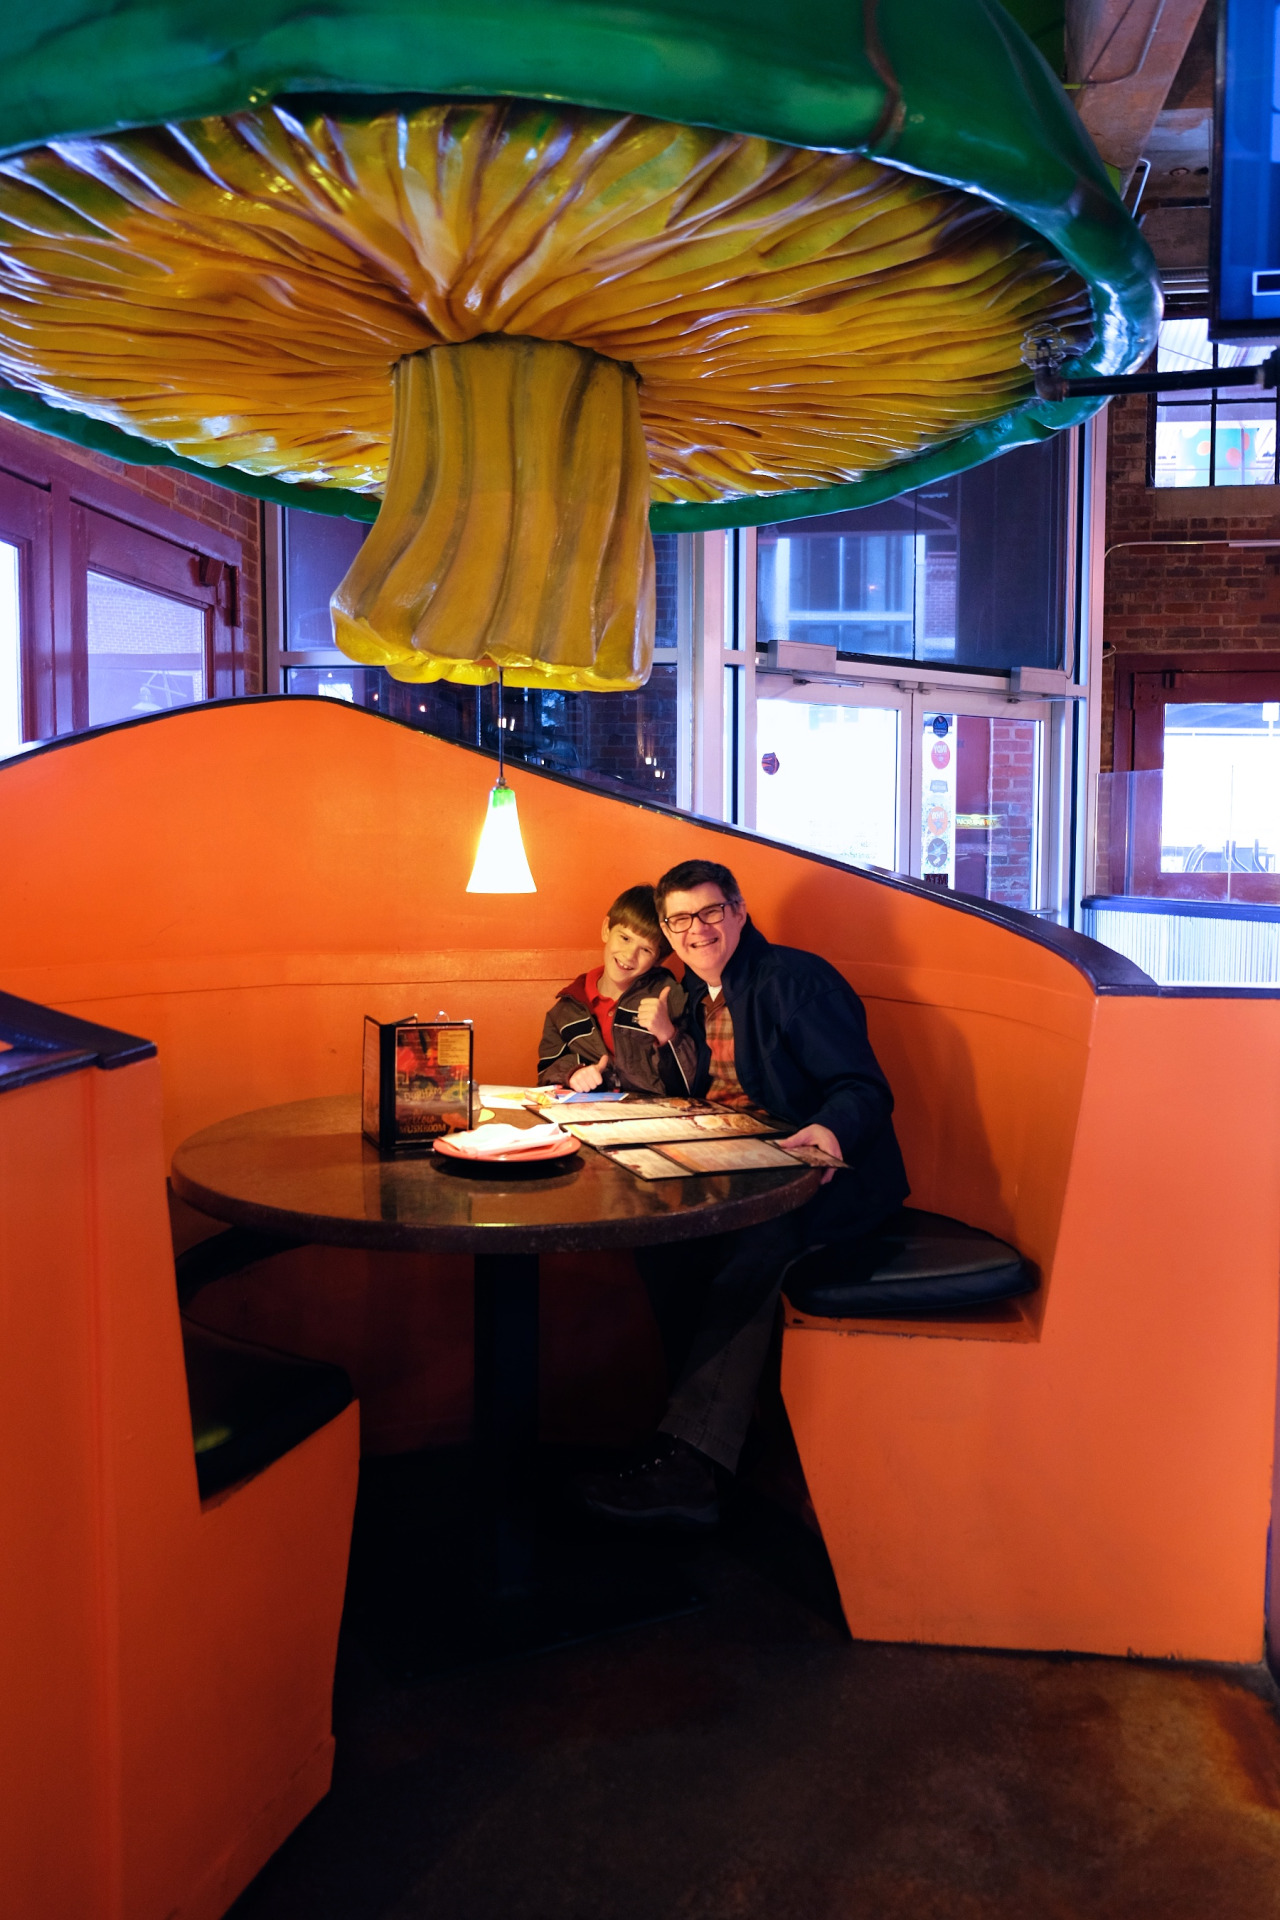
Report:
466,670,536,893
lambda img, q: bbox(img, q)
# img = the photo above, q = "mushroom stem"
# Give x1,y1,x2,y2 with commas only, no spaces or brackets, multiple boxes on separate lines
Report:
331,336,655,690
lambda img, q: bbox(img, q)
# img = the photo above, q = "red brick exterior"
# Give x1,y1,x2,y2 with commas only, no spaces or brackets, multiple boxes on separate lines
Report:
1102,393,1280,772
987,717,1038,909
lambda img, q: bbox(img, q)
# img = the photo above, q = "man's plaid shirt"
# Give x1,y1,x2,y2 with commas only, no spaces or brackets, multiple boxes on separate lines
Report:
700,993,754,1109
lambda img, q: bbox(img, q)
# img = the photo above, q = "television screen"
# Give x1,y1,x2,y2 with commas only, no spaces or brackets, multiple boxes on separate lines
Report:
1214,0,1280,340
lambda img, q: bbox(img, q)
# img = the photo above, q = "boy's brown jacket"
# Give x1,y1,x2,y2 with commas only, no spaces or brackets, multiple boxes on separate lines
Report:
536,968,698,1094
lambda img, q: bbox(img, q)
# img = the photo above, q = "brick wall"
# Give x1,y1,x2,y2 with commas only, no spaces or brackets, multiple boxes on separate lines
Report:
1102,393,1280,772
987,716,1038,909
0,418,263,691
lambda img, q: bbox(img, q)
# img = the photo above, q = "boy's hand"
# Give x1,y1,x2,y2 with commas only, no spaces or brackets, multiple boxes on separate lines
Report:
776,1123,844,1185
568,1060,606,1092
636,983,676,1047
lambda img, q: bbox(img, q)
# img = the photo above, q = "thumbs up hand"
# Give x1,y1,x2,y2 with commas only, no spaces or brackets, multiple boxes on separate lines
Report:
636,983,676,1047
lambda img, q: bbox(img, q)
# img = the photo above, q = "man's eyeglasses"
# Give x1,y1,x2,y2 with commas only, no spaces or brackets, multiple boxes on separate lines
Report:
662,902,728,934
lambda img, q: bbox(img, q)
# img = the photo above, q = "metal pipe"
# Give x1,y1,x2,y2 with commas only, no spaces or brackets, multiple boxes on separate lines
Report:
1104,537,1280,560
1036,355,1280,402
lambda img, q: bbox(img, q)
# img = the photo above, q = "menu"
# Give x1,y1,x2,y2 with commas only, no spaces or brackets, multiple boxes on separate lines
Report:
610,1139,820,1179
656,1137,805,1174
540,1098,694,1124
565,1111,775,1149
609,1148,689,1180
610,1137,846,1181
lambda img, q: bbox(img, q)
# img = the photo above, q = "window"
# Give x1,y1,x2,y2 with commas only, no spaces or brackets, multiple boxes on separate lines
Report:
0,426,247,755
270,426,1082,919
755,696,901,869
0,537,19,757
1149,319,1278,487
271,507,684,804
757,434,1068,673
0,465,50,751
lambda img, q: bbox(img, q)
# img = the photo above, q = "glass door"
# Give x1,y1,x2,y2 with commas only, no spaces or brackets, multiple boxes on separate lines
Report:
917,703,1047,911
753,678,1053,912
755,683,912,871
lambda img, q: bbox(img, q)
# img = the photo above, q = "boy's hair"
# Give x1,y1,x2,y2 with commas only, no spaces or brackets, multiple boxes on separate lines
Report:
655,860,743,916
607,884,670,958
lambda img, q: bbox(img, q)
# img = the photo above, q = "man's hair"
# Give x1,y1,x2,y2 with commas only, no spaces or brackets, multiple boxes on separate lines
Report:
655,860,743,916
607,884,670,958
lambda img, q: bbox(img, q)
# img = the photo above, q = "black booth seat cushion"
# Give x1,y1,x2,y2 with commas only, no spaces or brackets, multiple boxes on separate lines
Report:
182,1317,354,1499
782,1207,1035,1319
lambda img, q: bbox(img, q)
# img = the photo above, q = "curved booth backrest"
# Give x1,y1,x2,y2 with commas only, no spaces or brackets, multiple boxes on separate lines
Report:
7,697,1280,1668
0,696,1131,1303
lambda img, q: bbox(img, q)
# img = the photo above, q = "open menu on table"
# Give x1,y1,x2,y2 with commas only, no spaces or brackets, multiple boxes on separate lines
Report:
610,1137,843,1179
536,1098,696,1124
609,1139,793,1178
563,1110,776,1149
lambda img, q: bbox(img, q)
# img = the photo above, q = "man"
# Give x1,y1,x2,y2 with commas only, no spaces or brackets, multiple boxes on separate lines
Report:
581,857,908,1529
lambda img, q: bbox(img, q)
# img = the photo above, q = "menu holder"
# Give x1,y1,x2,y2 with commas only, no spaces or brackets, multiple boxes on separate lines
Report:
362,1014,473,1156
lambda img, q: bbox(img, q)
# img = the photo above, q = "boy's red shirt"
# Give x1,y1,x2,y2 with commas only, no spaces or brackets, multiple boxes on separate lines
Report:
575,965,618,1051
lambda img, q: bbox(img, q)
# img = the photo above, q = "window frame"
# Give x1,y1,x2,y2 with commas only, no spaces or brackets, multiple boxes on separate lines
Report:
263,502,690,805
0,467,53,741
1110,648,1280,900
0,425,246,745
1146,331,1280,489
262,430,1087,923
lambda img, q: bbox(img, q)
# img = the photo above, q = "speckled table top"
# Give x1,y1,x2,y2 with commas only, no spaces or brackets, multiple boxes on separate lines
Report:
171,1093,820,1255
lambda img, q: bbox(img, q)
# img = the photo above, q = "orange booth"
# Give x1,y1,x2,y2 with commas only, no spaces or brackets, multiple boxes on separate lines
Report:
4,694,1280,1908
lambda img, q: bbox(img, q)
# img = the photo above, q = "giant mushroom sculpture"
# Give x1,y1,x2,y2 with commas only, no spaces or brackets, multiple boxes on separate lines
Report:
0,1,1159,693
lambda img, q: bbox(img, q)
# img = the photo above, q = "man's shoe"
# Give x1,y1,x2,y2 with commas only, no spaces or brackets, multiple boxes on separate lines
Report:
578,1437,721,1530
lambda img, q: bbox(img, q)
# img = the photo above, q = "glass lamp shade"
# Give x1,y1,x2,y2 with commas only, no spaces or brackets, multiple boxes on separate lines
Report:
466,779,536,893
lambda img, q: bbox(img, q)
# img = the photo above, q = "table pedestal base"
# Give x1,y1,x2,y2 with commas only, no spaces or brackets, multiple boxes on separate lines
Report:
343,1445,704,1682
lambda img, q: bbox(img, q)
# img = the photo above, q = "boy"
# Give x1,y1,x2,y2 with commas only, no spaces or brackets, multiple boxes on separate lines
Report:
537,885,696,1094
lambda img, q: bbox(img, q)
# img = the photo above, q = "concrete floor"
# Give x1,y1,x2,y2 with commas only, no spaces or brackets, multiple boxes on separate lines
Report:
229,1478,1280,1920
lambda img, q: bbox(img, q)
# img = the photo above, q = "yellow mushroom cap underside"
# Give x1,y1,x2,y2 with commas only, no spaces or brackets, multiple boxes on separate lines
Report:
0,99,1093,504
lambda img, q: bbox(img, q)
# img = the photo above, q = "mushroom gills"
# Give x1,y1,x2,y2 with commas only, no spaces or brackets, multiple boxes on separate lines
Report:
0,99,1098,694
332,339,654,689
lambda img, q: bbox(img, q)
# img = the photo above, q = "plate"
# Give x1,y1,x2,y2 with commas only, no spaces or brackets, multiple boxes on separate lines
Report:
433,1133,581,1164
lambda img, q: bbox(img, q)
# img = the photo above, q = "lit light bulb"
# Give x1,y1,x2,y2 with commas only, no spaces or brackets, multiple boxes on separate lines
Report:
466,780,536,893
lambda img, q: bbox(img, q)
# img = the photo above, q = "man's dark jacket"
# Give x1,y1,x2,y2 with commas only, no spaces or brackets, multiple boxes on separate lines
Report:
666,919,909,1228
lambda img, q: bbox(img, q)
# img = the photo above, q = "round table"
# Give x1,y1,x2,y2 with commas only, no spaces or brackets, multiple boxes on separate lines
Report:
170,1093,819,1252
172,1094,819,1663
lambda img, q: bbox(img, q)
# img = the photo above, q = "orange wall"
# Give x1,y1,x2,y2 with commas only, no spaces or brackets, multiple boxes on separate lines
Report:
0,1070,114,1919
0,1056,358,1920
786,994,1280,1660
